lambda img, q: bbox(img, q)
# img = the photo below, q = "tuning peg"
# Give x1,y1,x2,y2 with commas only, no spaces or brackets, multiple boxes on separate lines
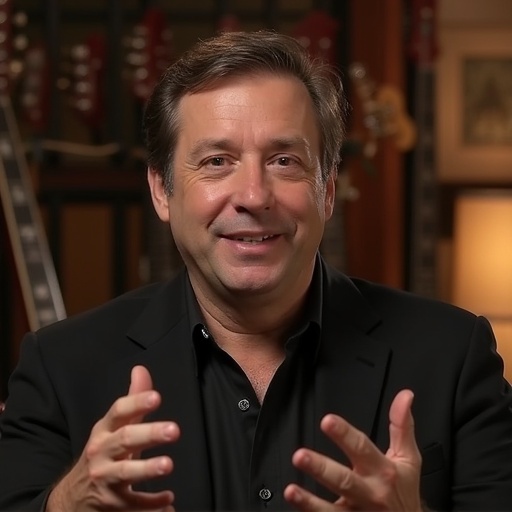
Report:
12,11,28,28
126,51,147,67
14,33,29,52
9,58,23,78
56,76,70,91
71,43,90,61
349,62,369,80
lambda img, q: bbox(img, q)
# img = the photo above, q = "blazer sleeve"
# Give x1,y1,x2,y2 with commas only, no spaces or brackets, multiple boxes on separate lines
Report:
0,332,73,511
452,316,512,510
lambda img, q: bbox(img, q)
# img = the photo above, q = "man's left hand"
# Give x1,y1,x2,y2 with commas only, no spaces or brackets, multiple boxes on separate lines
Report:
284,389,422,511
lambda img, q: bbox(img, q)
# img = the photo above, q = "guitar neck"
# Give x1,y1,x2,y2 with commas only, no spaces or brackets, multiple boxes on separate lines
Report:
409,67,437,297
408,0,439,298
0,95,66,329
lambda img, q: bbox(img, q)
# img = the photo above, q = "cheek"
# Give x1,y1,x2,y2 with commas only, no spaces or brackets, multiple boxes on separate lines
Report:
172,181,228,226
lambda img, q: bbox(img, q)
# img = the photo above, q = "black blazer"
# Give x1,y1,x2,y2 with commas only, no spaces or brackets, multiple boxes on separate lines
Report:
1,261,512,511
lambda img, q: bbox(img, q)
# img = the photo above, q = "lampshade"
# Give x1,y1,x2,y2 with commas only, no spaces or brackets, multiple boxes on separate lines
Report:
452,190,512,380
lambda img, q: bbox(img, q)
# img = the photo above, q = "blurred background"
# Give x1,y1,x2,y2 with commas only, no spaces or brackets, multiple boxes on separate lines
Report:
1,0,512,398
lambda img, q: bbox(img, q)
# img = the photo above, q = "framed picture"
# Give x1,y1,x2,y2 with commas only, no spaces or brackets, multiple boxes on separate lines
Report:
437,28,512,182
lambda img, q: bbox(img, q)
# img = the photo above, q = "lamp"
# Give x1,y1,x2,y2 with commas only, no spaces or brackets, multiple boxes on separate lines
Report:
452,190,512,381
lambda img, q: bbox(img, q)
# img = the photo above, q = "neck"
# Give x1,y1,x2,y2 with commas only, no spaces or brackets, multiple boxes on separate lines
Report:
196,294,306,404
192,279,310,356
190,272,314,403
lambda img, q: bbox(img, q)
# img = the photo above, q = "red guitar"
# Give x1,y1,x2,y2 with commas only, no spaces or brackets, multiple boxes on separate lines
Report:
126,7,173,103
68,33,106,134
292,9,339,66
126,8,181,284
19,42,51,134
292,8,348,271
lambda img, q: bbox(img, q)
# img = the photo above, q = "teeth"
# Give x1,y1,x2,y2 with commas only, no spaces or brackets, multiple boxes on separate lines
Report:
236,235,272,243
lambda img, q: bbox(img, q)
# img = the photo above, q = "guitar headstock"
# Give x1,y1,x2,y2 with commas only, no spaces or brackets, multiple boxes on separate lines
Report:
20,42,51,134
0,1,29,95
349,62,416,154
66,33,106,130
217,13,241,33
408,0,438,67
292,9,339,67
125,7,173,103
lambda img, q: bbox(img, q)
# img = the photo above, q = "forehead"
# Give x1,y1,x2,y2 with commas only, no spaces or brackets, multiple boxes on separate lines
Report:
175,73,321,147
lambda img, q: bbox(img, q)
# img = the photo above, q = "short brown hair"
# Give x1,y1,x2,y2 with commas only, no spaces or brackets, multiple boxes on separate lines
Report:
143,30,348,194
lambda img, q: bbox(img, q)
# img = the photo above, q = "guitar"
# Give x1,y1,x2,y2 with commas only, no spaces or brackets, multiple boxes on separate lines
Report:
292,9,340,69
216,0,241,33
0,1,66,330
407,0,439,297
126,7,182,283
19,42,51,135
349,62,416,159
292,7,349,272
126,7,173,103
66,33,107,141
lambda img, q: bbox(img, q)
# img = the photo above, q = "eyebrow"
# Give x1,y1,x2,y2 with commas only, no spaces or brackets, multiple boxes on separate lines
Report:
188,138,236,161
188,136,312,160
267,136,312,152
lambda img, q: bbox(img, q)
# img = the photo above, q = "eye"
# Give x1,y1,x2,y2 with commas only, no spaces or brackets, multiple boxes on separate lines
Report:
276,156,292,166
208,156,226,166
269,155,301,169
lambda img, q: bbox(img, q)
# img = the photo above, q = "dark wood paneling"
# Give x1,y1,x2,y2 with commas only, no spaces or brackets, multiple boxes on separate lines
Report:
345,0,405,288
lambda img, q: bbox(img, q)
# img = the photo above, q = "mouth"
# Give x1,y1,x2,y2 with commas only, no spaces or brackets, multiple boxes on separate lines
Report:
233,234,276,244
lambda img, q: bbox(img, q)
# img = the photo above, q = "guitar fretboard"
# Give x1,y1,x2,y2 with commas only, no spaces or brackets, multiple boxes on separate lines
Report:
0,95,66,329
409,68,437,297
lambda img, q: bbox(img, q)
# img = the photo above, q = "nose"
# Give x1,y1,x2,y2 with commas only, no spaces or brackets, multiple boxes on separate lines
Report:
231,158,274,212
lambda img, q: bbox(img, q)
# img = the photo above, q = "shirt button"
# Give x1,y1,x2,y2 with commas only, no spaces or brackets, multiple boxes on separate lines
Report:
259,488,272,501
200,326,209,339
238,398,250,411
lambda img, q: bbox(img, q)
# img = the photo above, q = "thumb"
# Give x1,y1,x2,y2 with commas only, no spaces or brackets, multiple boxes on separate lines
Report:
387,389,420,462
128,365,154,395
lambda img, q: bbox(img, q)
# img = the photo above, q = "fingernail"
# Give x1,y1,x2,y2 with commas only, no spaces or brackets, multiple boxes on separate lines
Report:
146,392,158,407
163,424,175,439
157,457,169,474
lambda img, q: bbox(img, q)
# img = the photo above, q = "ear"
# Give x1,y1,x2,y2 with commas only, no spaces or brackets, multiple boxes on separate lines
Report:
324,172,336,221
147,168,170,222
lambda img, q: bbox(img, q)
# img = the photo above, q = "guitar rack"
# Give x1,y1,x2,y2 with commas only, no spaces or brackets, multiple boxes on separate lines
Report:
1,0,350,402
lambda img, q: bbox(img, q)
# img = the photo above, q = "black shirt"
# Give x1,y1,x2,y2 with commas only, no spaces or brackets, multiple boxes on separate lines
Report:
186,262,323,511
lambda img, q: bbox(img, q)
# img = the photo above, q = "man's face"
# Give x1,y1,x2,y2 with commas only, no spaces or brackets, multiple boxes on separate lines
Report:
149,73,335,304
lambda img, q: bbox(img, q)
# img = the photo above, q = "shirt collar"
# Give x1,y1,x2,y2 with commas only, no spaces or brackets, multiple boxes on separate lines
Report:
186,253,325,372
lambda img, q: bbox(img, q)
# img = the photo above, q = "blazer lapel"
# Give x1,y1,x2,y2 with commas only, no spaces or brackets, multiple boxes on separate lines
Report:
313,264,391,467
124,273,213,511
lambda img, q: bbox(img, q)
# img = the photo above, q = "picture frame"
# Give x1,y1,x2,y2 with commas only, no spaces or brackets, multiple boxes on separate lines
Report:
437,28,512,182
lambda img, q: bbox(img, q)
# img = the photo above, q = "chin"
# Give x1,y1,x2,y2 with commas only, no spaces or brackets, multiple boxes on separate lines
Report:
221,269,283,296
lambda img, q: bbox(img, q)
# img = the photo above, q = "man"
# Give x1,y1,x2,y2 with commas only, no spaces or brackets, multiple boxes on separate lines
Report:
0,30,511,512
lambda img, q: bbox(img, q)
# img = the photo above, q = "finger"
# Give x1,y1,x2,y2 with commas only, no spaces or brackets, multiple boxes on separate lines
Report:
100,390,162,433
320,414,389,475
128,366,156,431
128,365,154,396
387,389,421,463
106,421,180,459
284,483,343,511
291,448,370,505
130,490,175,511
108,487,174,512
94,455,174,486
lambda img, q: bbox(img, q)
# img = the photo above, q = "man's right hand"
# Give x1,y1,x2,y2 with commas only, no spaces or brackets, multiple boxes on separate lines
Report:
46,365,180,512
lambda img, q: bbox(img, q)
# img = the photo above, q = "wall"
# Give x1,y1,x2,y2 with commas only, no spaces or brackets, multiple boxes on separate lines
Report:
436,0,512,379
